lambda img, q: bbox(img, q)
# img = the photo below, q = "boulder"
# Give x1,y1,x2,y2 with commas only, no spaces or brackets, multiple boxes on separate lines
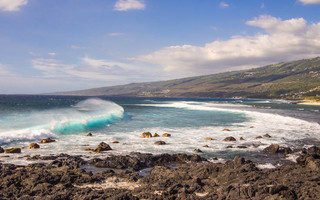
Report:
280,147,293,155
28,143,40,149
112,141,119,144
87,133,93,136
250,126,254,128
203,145,209,148
154,141,166,145
154,133,160,137
141,132,152,138
262,144,279,154
263,134,271,138
194,149,203,153
255,136,263,139
0,147,4,153
94,142,112,153
223,137,237,142
237,146,247,149
162,133,171,137
240,137,245,140
40,138,55,143
5,148,21,153
205,137,214,140
222,129,231,131
226,146,233,148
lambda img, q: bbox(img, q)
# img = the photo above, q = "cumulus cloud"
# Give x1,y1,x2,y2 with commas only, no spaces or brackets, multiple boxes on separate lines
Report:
298,0,320,4
220,2,229,8
0,0,28,11
114,0,145,11
136,15,320,76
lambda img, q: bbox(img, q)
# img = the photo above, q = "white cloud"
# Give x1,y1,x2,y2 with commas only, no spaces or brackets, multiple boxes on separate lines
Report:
261,3,265,8
0,0,28,11
0,64,9,76
108,32,125,37
114,0,145,11
220,2,229,8
48,52,56,56
71,45,85,50
298,0,320,4
136,15,320,76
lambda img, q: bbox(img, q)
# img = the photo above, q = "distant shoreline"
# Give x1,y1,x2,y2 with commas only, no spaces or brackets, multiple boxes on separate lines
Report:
297,100,320,106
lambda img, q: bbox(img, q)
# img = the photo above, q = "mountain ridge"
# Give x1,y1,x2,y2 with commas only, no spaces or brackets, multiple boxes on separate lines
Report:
50,57,320,100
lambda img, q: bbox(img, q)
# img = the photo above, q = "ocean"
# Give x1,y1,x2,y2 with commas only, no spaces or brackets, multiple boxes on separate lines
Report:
0,95,319,165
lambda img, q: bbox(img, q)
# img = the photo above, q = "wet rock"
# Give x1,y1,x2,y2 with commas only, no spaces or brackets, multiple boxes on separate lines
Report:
226,145,233,148
255,136,263,139
306,157,320,170
205,137,214,140
262,144,279,154
222,128,231,131
87,132,93,136
194,149,203,153
250,126,254,128
28,143,40,149
263,134,272,138
94,142,112,153
223,137,236,142
0,147,4,153
237,145,247,149
5,148,21,153
141,132,152,138
112,141,119,144
240,137,245,140
40,138,55,143
162,133,171,137
203,145,209,148
154,133,160,137
154,141,166,145
279,147,293,155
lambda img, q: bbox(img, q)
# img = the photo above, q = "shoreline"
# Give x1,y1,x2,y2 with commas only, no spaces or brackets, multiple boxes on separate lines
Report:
1,146,320,199
297,100,320,106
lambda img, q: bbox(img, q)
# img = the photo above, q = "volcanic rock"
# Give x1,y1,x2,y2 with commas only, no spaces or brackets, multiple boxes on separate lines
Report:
194,149,203,153
5,148,21,153
87,132,93,136
226,146,233,148
94,142,112,153
262,144,280,154
154,133,160,137
222,129,231,131
237,145,247,149
141,132,152,138
154,141,166,145
40,138,55,143
0,147,4,153
205,137,214,140
240,137,245,140
28,143,40,149
255,136,263,139
223,137,236,142
263,134,272,138
112,141,119,144
162,133,171,137
203,145,209,148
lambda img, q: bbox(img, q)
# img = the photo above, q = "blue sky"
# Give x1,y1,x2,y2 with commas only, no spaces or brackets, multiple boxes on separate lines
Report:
0,0,320,94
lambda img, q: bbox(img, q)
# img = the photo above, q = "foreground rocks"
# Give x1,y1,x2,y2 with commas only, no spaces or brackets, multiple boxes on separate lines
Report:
1,147,320,199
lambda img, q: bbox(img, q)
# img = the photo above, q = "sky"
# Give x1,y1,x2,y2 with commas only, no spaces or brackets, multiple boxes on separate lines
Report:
0,0,320,94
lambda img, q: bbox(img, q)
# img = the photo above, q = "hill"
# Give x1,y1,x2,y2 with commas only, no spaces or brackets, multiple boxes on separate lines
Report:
52,57,320,100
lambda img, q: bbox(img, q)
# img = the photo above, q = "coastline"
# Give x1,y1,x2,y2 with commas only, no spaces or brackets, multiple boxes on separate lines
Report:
297,100,320,106
1,147,320,199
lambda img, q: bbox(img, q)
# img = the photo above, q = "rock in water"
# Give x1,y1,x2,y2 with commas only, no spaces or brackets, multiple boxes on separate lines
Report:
203,145,209,148
263,134,272,138
222,129,231,131
255,136,263,139
263,144,280,154
223,137,237,142
94,142,112,153
87,132,93,136
205,137,214,140
237,146,247,149
112,141,119,144
154,133,160,137
0,147,4,153
28,143,40,149
162,133,171,137
240,137,245,140
194,149,203,153
5,148,21,153
40,138,55,143
141,132,152,138
154,141,166,145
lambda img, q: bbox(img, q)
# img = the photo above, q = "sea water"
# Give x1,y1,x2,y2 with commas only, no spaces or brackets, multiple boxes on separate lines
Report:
0,95,319,165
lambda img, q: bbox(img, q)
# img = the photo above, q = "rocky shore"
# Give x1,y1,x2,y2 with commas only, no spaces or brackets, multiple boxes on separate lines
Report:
1,145,320,199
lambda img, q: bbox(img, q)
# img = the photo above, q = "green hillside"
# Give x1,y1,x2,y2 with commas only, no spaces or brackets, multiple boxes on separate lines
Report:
53,57,320,100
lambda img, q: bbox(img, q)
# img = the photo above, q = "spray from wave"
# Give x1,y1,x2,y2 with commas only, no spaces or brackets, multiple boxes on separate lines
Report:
0,98,124,144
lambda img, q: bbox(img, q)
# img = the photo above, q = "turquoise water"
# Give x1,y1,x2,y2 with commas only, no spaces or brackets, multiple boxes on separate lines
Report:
0,95,319,164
